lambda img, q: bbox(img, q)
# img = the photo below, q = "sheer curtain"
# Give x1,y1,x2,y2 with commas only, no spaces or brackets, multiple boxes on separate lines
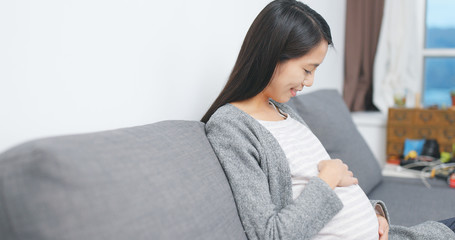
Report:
373,0,424,114
343,0,385,111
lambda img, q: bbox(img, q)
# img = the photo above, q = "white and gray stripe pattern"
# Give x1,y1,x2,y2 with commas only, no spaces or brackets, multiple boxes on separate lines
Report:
258,113,378,240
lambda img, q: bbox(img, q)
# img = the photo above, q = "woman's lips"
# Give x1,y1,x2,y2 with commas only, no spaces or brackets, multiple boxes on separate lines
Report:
291,89,297,97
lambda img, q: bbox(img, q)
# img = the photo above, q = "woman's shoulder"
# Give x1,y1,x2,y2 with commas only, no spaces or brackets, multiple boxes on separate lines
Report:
207,103,251,125
206,104,236,127
205,103,261,136
209,103,237,119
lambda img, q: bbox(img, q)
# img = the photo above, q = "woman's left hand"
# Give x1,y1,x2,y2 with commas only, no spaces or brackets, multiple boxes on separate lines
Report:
377,214,389,240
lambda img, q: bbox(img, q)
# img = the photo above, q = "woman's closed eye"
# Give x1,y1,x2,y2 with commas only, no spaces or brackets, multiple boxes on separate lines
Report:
304,69,312,75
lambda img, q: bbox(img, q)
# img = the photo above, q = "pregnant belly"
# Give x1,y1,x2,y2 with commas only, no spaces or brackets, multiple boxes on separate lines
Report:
313,184,379,240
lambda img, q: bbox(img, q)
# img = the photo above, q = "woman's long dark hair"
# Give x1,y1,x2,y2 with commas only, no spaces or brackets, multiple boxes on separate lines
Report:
201,0,332,123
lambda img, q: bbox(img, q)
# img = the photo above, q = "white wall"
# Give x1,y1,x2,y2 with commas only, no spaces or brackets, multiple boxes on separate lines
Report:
0,0,346,152
352,112,387,167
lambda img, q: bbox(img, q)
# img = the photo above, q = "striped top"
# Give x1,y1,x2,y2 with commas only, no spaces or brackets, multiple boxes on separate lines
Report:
257,106,378,240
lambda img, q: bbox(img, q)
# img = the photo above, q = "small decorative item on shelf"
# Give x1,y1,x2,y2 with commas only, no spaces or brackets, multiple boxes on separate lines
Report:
393,89,407,108
441,152,453,163
387,155,401,165
449,170,455,188
421,139,440,159
399,139,441,170
415,93,422,108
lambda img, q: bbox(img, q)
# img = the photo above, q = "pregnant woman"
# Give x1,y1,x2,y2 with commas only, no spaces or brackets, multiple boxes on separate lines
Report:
202,0,455,239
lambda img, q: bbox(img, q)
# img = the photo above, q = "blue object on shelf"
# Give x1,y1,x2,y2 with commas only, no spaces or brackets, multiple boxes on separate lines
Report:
403,139,426,156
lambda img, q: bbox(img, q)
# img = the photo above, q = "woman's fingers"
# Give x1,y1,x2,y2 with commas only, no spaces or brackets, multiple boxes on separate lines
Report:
318,159,358,188
353,177,359,185
378,215,389,240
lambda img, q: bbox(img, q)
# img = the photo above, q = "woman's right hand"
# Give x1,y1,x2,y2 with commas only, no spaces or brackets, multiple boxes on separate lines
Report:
317,159,358,189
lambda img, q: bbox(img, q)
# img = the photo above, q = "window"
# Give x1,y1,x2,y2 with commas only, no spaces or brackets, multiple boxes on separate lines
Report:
423,0,455,107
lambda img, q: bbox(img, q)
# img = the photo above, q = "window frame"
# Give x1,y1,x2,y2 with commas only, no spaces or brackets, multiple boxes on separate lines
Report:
419,0,455,106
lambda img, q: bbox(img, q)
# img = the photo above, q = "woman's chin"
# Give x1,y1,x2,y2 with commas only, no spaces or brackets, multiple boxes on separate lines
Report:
273,97,291,104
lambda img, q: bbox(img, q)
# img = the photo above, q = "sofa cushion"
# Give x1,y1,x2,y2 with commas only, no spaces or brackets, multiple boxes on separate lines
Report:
368,176,455,226
288,89,383,194
0,121,246,240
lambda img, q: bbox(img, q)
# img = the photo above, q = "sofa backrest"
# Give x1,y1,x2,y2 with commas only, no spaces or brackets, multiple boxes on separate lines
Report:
0,121,246,240
0,89,383,239
288,89,383,194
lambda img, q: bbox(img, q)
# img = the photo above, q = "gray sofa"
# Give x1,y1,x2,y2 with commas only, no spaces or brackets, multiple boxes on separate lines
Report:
0,89,453,240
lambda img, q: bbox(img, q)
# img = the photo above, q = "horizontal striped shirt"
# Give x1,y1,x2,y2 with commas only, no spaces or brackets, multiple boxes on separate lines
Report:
257,110,378,240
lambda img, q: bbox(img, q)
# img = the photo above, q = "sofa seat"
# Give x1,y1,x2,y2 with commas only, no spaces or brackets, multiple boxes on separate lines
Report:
368,176,455,227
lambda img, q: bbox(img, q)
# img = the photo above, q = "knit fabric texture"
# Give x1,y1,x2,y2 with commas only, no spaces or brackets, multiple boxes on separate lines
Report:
205,100,455,240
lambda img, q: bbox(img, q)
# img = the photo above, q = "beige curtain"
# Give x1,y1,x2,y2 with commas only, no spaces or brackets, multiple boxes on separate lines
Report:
343,0,385,111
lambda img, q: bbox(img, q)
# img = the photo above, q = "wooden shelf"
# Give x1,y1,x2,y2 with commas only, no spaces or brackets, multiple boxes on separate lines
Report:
386,108,455,158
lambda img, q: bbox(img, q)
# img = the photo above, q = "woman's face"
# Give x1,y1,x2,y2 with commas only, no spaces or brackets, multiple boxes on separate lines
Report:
263,40,329,103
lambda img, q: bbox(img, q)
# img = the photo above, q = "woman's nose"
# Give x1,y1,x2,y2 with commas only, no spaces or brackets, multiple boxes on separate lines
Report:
303,78,313,87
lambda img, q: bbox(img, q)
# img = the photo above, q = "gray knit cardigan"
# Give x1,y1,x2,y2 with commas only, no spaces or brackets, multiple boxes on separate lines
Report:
205,102,455,240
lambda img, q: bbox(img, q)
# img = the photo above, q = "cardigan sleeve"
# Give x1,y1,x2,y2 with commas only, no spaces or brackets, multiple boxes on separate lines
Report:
370,200,391,223
205,113,343,240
